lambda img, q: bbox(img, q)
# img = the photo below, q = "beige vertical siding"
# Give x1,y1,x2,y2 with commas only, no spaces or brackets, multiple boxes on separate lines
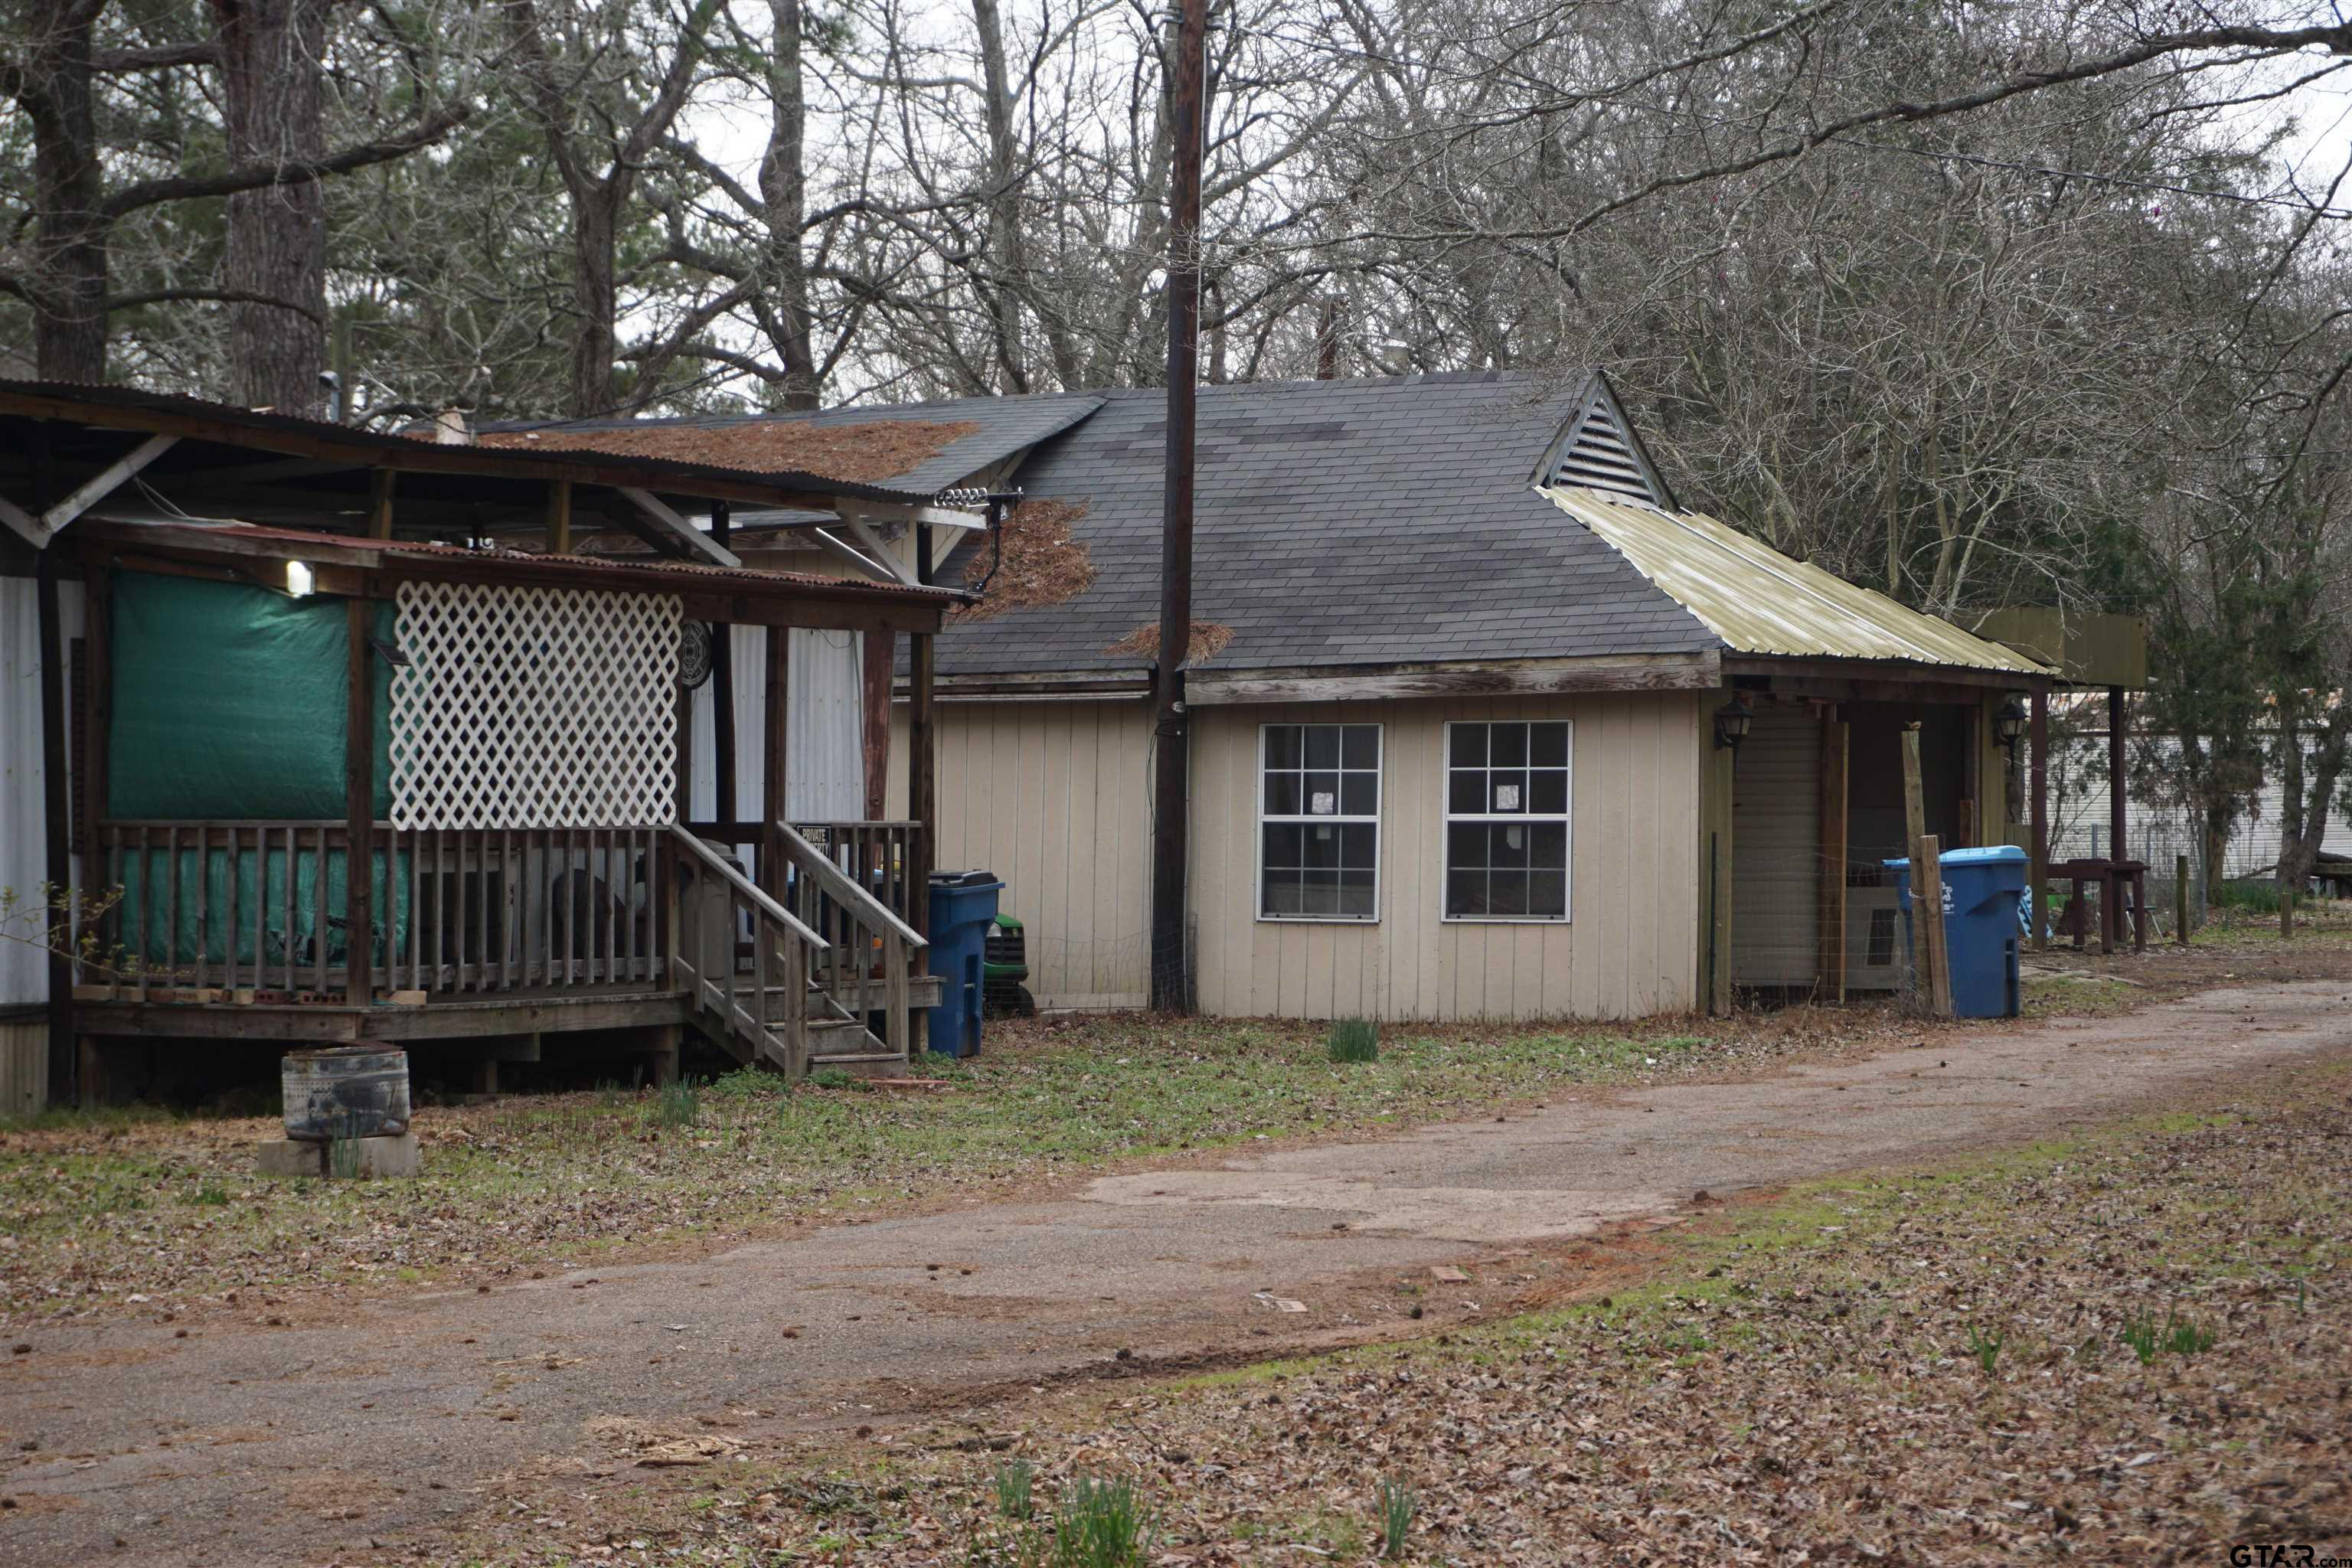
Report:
892,700,1155,1008
0,1019,47,1116
1190,691,1704,1021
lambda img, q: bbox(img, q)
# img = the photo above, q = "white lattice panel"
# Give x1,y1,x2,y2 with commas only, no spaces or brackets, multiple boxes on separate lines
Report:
388,581,681,831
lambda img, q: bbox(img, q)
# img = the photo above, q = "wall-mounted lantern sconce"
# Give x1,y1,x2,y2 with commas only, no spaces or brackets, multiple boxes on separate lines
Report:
284,560,315,597
1995,697,2030,751
1713,693,1754,752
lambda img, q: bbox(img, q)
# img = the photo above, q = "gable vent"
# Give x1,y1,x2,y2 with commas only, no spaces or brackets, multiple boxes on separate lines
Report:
1551,403,1662,505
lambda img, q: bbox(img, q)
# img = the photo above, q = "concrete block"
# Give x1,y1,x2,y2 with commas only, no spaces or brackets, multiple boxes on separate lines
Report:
344,1131,421,1179
255,1138,325,1179
254,1131,420,1180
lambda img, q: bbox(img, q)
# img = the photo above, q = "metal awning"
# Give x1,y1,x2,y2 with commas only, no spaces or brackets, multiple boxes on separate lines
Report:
1544,485,2049,677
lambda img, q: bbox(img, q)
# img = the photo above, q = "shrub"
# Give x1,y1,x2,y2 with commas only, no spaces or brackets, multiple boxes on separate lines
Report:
1327,1018,1380,1064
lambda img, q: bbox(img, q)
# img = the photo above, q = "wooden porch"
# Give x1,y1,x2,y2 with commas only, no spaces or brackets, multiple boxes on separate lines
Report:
54,521,955,1092
71,818,939,1076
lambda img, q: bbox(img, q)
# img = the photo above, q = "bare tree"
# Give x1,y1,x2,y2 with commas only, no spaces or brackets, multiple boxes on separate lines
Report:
505,0,723,414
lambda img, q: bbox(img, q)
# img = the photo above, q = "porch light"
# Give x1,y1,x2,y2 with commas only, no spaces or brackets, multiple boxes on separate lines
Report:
285,560,315,597
1713,694,1754,752
1996,697,2030,750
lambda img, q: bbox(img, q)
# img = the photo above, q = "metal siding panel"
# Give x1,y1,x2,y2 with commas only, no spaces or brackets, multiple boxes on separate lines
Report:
0,1019,45,1115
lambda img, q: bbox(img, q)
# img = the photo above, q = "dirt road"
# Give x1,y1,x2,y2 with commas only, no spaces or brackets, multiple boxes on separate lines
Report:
5,981,2347,1566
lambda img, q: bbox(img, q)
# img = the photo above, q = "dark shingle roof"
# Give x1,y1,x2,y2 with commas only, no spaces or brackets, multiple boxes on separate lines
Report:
937,371,1720,677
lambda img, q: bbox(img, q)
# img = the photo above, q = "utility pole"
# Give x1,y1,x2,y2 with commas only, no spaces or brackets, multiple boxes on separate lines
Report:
1149,0,1209,1013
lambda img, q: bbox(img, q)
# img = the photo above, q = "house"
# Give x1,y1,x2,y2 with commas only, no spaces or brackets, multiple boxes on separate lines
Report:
828,371,2051,1018
5,368,2064,1109
0,378,972,1108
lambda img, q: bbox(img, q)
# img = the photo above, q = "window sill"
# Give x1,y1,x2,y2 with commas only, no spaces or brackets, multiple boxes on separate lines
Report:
1256,914,1380,925
1440,914,1573,925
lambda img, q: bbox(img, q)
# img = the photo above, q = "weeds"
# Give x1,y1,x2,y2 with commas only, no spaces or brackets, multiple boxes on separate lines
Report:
808,1067,856,1091
2216,879,2283,915
1375,1477,1415,1559
1965,1322,2006,1375
653,1077,701,1129
993,1458,1034,1521
1326,1018,1379,1064
1050,1475,1151,1568
188,1181,230,1206
2121,1307,2217,1364
709,1067,773,1101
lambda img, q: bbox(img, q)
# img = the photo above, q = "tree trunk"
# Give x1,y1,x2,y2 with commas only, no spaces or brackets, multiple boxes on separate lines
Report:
569,193,619,415
211,0,333,415
2275,716,2350,897
757,0,820,410
19,0,110,382
970,0,1031,390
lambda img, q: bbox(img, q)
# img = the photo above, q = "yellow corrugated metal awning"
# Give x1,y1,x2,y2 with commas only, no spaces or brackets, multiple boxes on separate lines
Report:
1543,485,2047,676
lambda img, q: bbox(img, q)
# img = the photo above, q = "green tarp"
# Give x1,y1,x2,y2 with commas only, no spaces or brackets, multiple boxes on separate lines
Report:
108,569,393,822
116,845,411,969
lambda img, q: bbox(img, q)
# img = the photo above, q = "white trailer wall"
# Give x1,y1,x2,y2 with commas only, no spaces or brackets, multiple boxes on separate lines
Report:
2,573,83,1113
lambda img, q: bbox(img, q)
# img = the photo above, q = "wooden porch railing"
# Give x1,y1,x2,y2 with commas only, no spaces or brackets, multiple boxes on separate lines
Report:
666,826,820,1074
681,820,926,936
80,816,923,1077
774,821,926,1059
86,819,675,998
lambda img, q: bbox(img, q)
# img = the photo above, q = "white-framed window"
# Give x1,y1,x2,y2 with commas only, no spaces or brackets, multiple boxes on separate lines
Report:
1258,722,1381,921
1443,720,1571,921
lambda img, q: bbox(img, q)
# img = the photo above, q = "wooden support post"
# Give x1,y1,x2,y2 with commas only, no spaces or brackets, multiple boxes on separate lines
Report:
861,631,892,821
546,479,572,554
2030,688,2049,951
2107,684,2128,953
762,624,789,899
2176,853,2191,945
1900,724,1944,1012
76,1035,109,1110
1816,710,1847,1003
909,630,936,942
345,599,375,1004
710,505,736,827
84,556,113,855
368,470,397,539
648,1024,681,1088
2282,888,2295,939
1914,834,1955,1019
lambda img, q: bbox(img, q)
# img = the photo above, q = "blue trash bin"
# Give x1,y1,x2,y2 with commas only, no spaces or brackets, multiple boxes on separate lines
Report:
926,871,1004,1057
1883,845,2029,1018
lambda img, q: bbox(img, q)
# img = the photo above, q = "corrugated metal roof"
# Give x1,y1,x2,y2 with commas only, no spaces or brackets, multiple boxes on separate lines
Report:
1544,485,2048,675
93,518,962,601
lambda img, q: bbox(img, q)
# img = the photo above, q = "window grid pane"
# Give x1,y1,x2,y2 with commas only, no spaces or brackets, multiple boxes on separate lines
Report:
1262,724,1380,920
1443,721,1570,921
